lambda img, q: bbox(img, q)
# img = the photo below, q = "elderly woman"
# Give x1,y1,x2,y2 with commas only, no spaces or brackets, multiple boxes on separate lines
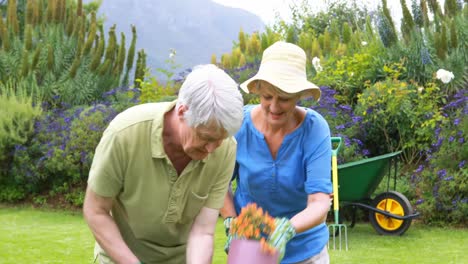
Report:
222,42,332,264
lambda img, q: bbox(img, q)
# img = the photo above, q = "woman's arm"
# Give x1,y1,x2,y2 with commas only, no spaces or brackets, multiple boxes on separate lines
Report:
220,185,237,219
289,193,330,233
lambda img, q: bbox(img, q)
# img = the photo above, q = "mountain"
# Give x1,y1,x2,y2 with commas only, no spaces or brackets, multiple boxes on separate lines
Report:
88,0,265,75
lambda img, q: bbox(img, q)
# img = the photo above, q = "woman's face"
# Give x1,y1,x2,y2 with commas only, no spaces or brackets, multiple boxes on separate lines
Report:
258,82,299,127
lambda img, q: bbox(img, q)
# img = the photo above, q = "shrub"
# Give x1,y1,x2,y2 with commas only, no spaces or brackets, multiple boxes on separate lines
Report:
312,47,385,106
412,90,467,225
355,78,445,164
0,89,41,178
5,87,138,202
308,86,369,163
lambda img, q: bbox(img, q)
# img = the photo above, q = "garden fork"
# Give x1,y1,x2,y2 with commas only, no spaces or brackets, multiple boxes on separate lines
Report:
328,137,348,251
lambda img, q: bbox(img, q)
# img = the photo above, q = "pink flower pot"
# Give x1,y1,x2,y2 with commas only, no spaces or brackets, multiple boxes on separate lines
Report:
227,239,279,264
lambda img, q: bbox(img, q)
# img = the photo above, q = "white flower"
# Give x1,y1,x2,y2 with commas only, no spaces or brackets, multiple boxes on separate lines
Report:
436,69,455,84
418,86,424,93
361,41,368,46
312,57,322,72
169,48,176,58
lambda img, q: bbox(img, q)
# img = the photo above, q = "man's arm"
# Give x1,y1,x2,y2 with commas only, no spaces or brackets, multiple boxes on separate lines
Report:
83,186,140,264
186,207,219,264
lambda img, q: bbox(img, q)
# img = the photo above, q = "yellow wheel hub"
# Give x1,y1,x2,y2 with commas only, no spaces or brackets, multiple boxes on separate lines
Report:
375,198,404,231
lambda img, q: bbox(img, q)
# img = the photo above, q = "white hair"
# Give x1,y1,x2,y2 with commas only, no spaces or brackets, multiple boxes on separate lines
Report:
177,64,244,136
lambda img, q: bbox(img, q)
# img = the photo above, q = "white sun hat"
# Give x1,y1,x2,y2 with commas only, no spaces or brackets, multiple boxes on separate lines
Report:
240,41,321,101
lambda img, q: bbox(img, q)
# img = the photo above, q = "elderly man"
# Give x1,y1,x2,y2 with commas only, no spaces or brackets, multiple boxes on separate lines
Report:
83,64,244,264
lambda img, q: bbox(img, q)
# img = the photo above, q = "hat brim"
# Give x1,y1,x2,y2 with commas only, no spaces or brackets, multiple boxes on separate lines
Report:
240,74,321,101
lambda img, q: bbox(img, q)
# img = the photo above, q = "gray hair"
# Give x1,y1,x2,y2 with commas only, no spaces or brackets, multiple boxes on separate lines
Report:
177,64,244,136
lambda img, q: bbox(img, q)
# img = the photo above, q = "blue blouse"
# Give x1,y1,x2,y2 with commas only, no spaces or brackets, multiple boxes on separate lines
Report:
233,105,332,263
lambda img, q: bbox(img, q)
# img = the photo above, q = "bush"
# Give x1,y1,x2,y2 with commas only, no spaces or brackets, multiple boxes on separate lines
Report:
412,90,467,225
0,90,41,178
8,103,118,197
354,78,445,164
308,86,369,163
4,87,139,202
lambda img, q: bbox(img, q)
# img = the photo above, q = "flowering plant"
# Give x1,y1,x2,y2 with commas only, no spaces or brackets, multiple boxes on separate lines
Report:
436,69,455,84
229,203,277,254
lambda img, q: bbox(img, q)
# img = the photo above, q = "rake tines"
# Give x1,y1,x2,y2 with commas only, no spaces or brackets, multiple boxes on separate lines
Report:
329,222,348,251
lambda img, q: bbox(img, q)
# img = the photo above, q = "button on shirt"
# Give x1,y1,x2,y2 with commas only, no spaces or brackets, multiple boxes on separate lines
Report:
88,101,237,263
233,105,332,263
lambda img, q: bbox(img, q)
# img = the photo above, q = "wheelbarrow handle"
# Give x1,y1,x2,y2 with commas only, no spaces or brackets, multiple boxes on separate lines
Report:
331,137,342,156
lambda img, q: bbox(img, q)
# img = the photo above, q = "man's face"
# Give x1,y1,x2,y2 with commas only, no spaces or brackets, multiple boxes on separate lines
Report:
180,121,228,160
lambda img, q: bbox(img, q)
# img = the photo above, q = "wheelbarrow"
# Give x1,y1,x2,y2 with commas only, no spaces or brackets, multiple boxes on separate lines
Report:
332,148,420,235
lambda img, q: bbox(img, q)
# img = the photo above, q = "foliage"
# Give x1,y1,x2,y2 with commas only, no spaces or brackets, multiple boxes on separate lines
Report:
0,85,41,178
355,78,445,164
138,70,177,103
412,90,467,225
307,86,369,163
312,48,384,105
2,87,139,203
0,0,140,106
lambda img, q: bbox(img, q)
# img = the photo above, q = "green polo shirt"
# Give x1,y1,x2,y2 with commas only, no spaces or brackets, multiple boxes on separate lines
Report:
88,101,237,263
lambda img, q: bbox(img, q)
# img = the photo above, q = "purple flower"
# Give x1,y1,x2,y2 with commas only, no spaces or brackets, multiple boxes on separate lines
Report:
437,169,447,178
352,138,363,147
352,116,363,123
454,118,460,126
46,149,54,158
335,124,345,130
416,199,424,205
459,137,465,144
449,136,454,142
432,137,443,148
443,176,454,181
80,151,87,163
339,105,352,112
459,160,466,168
415,165,424,173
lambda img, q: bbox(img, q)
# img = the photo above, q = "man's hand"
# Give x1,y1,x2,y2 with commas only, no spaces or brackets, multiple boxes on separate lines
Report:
267,217,296,261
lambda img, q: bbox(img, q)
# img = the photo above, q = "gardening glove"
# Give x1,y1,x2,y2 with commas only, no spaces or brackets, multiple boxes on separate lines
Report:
223,217,235,254
224,217,234,236
267,217,296,261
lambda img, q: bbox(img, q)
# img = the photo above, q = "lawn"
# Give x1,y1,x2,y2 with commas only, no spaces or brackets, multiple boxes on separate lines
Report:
0,205,466,264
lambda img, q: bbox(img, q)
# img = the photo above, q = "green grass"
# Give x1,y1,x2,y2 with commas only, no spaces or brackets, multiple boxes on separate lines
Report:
1,206,467,264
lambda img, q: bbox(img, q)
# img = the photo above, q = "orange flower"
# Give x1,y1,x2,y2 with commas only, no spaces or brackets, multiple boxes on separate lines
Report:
230,203,277,254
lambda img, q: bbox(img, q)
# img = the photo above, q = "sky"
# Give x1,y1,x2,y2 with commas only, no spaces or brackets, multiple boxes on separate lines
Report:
212,0,318,24
212,0,447,26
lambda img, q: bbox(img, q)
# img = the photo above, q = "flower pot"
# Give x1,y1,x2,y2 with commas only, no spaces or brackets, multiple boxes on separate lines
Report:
227,239,279,264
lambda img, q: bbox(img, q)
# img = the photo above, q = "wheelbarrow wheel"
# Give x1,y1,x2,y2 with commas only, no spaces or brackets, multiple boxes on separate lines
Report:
369,191,413,236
